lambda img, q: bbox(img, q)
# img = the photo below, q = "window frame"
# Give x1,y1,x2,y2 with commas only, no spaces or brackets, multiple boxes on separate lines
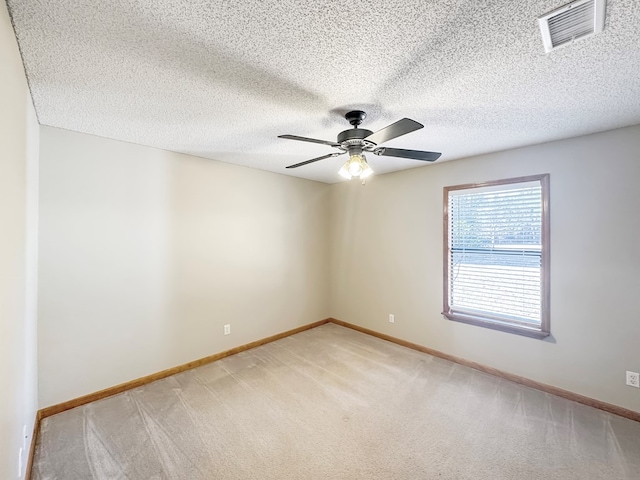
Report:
442,174,550,339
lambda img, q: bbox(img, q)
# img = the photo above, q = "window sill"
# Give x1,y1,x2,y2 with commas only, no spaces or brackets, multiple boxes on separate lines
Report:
442,311,550,340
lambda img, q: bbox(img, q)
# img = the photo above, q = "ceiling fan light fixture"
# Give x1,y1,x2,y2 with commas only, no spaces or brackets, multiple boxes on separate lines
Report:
340,153,373,180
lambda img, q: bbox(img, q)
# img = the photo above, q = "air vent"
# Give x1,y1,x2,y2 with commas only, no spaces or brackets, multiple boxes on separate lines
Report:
538,0,606,53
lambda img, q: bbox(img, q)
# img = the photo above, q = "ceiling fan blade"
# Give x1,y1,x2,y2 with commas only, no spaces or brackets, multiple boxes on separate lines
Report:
286,152,345,169
364,118,424,145
278,134,339,147
373,147,441,162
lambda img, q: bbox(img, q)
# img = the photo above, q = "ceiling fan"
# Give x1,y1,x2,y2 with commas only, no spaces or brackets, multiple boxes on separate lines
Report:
278,110,441,180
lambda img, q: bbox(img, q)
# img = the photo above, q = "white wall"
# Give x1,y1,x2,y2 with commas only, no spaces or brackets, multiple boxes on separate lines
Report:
0,2,39,478
38,127,330,407
330,124,640,413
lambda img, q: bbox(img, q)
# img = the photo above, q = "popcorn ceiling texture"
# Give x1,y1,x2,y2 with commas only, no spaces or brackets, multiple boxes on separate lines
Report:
7,0,640,183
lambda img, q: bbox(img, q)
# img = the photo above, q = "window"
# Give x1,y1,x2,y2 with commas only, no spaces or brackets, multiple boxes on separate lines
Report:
443,175,550,338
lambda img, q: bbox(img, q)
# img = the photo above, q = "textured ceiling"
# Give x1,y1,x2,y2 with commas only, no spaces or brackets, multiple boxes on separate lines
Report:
7,0,640,183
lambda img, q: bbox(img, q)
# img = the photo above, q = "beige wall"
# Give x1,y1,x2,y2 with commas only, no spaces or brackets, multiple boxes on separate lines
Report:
40,123,640,413
330,124,640,413
0,2,39,478
38,127,330,407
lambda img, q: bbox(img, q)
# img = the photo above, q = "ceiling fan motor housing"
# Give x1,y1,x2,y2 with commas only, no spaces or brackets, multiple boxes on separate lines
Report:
337,129,376,156
337,128,373,144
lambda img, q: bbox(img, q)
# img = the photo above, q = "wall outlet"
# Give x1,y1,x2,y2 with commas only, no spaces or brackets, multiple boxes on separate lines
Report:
389,314,395,323
224,324,231,335
626,371,640,388
18,447,23,477
23,425,27,451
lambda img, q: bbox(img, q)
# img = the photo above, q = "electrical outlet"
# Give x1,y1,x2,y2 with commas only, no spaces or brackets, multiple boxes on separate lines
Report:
626,371,640,388
224,324,231,335
23,425,27,451
389,314,395,323
18,448,23,477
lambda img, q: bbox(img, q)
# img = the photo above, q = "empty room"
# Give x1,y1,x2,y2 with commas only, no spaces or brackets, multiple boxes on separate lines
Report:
2,0,640,478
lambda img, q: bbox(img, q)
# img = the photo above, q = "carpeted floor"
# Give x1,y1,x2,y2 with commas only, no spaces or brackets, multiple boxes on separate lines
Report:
33,323,640,479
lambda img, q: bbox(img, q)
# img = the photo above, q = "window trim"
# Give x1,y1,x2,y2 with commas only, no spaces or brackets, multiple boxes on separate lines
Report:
442,174,550,339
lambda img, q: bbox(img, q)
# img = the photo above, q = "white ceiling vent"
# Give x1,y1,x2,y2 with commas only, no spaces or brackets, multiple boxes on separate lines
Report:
538,0,606,53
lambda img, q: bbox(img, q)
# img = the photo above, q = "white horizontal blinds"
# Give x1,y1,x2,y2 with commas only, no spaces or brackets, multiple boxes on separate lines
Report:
449,181,543,326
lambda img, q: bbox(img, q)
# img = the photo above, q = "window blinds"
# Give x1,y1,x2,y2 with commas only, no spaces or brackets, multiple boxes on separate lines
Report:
448,182,543,326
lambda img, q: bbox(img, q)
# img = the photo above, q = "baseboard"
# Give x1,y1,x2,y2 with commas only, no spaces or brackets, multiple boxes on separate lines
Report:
39,318,330,419
24,411,41,480
37,317,640,424
329,318,640,423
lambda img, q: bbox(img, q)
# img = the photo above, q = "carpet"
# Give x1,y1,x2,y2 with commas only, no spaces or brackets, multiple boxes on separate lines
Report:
32,323,640,479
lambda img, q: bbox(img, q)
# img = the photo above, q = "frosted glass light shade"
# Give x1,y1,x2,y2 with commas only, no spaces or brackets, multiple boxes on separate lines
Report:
339,153,373,180
338,163,352,179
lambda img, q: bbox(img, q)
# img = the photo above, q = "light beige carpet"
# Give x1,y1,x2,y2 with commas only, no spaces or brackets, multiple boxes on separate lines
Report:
33,324,640,479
